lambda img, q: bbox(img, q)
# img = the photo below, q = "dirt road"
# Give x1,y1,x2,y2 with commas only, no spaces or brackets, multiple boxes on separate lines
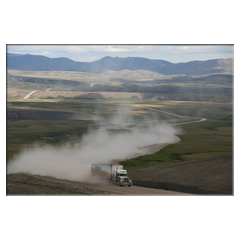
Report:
7,173,192,195
23,90,38,99
139,106,207,125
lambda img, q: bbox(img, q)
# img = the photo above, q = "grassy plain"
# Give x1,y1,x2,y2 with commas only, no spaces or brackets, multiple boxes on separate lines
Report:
122,118,232,170
121,101,232,170
6,119,94,161
7,97,233,168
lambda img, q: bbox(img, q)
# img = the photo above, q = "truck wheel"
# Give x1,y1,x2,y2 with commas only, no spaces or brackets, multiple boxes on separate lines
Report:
128,185,131,187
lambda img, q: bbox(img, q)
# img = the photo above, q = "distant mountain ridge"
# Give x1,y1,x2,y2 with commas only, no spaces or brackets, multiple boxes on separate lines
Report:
7,53,233,76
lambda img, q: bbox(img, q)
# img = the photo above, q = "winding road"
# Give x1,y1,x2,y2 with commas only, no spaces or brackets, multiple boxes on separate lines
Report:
141,106,207,125
23,89,57,102
17,99,207,195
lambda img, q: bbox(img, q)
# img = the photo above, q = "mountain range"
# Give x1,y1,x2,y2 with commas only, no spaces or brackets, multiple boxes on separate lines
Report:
7,53,233,76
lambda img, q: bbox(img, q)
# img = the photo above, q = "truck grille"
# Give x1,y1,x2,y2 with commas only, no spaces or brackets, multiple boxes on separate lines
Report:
123,178,129,182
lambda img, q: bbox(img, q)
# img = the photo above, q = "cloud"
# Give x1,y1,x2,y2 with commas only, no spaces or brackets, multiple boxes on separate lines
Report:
41,51,49,55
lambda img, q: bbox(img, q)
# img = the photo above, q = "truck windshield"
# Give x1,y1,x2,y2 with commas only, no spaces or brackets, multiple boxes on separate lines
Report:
119,174,127,176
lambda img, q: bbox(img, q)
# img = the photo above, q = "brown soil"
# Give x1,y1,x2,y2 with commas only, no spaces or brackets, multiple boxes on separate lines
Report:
6,173,192,196
7,89,33,98
6,173,113,195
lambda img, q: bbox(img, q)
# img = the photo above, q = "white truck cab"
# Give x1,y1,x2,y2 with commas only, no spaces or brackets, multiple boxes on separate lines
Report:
91,164,132,187
116,170,132,187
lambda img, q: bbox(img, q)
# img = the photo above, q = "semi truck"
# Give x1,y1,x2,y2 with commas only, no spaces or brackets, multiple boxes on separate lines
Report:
91,164,132,187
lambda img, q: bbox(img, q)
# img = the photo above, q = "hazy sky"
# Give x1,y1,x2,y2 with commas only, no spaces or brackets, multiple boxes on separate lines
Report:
7,44,233,63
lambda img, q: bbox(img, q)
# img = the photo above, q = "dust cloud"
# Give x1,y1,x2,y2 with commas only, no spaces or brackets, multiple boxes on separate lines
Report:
7,104,182,183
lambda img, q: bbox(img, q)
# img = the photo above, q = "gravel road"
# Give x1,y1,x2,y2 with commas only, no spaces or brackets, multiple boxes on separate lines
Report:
6,173,192,195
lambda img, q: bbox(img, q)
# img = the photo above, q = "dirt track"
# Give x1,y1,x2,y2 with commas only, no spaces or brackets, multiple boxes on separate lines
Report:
23,90,38,99
6,173,191,195
7,154,232,195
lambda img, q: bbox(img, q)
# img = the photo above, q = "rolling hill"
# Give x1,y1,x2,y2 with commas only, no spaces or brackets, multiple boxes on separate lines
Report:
7,53,233,76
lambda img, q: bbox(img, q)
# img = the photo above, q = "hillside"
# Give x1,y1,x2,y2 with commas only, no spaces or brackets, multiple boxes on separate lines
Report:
100,69,187,79
7,69,233,103
7,53,233,76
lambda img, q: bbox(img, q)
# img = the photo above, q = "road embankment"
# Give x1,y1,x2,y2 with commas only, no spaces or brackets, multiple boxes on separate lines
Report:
128,155,233,195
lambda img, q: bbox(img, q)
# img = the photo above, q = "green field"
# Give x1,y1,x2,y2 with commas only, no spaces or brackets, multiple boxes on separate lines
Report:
7,119,94,161
7,97,233,167
122,118,233,170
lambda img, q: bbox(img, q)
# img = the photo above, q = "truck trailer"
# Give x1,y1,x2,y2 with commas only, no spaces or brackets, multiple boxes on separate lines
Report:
91,164,132,187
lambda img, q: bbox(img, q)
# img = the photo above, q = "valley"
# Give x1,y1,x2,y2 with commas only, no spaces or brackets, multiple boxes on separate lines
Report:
6,54,233,195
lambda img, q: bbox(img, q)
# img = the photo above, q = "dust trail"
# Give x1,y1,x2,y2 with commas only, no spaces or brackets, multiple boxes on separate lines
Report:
7,104,182,183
